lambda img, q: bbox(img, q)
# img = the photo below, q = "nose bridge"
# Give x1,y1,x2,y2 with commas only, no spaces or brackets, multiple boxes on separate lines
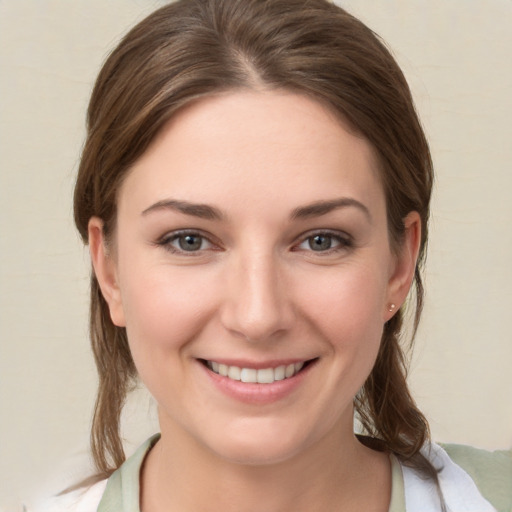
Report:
222,244,292,342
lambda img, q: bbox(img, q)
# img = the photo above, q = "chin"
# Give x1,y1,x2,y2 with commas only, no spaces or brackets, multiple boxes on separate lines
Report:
200,419,317,467
214,439,303,467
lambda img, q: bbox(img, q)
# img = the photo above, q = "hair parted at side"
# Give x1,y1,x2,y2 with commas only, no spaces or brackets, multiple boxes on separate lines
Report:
74,0,434,481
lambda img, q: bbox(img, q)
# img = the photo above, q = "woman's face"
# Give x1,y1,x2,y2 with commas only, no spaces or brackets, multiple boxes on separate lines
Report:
90,90,418,465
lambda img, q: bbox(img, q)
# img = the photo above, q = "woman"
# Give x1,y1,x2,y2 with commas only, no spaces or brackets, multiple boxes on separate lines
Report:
51,0,510,510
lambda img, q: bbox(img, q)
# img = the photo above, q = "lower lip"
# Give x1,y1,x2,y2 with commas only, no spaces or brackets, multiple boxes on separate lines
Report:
199,361,315,405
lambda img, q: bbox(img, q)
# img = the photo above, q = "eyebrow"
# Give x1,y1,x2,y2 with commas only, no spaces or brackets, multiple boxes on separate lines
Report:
141,197,371,222
291,198,372,222
142,199,224,220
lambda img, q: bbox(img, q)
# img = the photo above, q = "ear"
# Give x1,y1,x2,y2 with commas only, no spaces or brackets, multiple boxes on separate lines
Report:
88,217,126,327
384,211,422,322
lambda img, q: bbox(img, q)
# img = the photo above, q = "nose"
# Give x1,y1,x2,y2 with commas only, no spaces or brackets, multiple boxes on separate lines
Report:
220,249,295,343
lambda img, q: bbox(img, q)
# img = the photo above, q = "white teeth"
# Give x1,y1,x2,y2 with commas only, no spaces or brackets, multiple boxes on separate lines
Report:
228,366,241,381
240,368,257,383
274,365,285,381
285,363,295,378
207,361,307,383
257,368,274,384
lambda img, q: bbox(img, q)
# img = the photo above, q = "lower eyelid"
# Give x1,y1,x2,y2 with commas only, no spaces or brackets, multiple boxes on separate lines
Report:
176,235,210,250
157,231,214,253
155,230,352,254
296,232,352,251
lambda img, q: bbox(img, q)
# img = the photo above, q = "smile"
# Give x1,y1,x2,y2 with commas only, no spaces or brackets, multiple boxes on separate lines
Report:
206,360,306,384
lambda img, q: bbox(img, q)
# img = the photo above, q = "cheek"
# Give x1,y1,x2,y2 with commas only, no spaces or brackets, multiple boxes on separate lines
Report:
288,264,387,436
293,261,388,408
117,261,218,367
297,262,388,348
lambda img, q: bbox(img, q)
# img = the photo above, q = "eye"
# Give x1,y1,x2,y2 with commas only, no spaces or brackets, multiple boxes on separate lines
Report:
306,234,336,251
296,231,352,253
157,231,214,254
175,233,207,251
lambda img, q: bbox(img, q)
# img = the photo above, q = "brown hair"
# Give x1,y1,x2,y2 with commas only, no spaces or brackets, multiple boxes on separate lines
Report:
74,0,434,482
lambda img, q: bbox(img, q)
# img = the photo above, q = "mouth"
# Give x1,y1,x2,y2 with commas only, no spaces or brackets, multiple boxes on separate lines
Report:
201,359,317,384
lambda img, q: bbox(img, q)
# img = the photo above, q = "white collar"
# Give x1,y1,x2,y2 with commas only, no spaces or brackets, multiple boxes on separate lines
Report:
401,442,496,511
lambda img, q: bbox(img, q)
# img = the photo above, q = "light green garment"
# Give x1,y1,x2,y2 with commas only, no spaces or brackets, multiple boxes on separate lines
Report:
97,435,511,512
442,443,512,512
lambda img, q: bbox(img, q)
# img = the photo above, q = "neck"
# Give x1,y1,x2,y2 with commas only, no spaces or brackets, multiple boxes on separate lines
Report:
140,418,391,512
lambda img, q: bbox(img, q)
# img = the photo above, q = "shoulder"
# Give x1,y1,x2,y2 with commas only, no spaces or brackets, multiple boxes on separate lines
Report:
29,435,160,512
442,443,512,512
31,480,107,512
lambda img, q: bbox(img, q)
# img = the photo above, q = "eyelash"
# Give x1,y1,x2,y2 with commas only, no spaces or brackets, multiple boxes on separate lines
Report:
294,230,353,254
155,230,216,255
155,229,353,256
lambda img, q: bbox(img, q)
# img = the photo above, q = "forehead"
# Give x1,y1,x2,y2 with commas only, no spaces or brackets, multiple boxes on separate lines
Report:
119,90,385,220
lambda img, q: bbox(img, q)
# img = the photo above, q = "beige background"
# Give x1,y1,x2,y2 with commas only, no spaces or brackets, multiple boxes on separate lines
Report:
1,0,511,509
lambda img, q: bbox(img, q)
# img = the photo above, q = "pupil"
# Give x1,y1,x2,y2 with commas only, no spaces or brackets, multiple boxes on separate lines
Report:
310,235,331,251
179,235,201,251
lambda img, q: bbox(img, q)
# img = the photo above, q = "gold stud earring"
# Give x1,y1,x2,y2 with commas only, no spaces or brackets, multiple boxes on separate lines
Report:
388,303,396,312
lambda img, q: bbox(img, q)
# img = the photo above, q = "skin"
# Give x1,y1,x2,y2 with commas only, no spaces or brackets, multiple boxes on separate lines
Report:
89,90,420,512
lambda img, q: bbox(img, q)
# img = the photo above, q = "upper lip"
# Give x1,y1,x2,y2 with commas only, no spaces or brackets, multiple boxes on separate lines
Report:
198,358,317,369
